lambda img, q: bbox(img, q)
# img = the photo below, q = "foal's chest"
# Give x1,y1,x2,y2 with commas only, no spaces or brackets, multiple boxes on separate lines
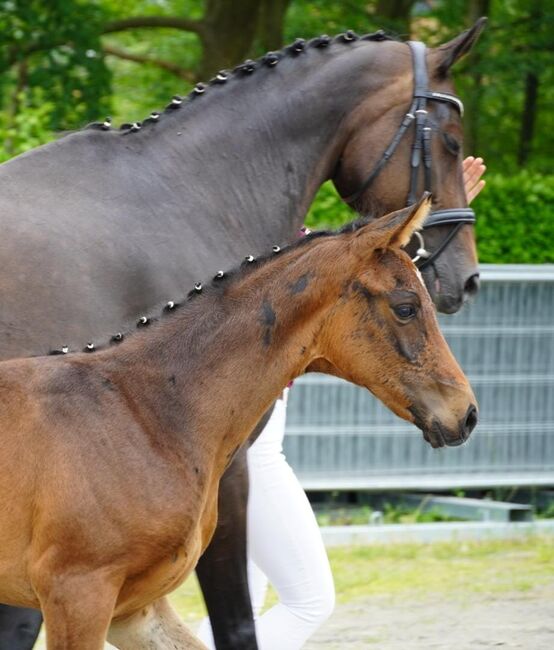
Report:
115,531,204,616
114,488,219,616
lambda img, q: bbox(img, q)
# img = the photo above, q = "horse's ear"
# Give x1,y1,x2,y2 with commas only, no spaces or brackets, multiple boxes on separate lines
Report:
433,17,487,78
359,193,432,251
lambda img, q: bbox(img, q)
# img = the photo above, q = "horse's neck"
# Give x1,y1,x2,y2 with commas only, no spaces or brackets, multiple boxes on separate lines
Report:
140,43,389,224
113,239,340,476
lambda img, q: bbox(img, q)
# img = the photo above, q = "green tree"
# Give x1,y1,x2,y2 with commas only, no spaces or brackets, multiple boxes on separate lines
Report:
422,0,554,173
0,0,111,136
1,1,552,178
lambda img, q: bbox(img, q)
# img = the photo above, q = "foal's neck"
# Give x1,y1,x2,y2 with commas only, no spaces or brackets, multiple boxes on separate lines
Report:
113,238,340,475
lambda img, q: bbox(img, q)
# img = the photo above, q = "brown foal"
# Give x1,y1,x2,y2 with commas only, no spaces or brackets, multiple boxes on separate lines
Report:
0,195,477,649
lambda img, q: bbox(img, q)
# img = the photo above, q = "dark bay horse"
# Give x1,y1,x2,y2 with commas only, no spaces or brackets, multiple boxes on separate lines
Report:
0,196,478,650
0,21,485,649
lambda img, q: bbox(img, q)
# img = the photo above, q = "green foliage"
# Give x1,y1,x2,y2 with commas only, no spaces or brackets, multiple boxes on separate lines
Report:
1,0,553,171
0,0,111,131
313,502,462,526
474,172,554,263
381,502,461,524
315,505,374,526
101,0,202,122
284,0,379,41
0,88,55,161
305,181,355,231
538,502,554,519
306,173,554,264
421,0,554,174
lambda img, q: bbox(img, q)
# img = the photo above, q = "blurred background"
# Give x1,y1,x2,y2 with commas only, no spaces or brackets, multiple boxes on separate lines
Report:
0,0,552,261
2,2,553,648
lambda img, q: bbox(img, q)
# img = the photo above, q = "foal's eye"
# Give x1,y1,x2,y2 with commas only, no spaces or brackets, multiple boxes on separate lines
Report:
443,132,461,156
393,304,417,321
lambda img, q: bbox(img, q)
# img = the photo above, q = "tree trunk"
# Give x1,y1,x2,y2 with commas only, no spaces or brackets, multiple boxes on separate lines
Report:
517,0,543,167
517,71,539,167
256,0,292,52
374,0,416,36
463,0,490,156
198,0,263,79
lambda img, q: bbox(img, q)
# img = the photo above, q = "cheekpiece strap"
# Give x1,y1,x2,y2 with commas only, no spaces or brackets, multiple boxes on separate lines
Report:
407,41,428,96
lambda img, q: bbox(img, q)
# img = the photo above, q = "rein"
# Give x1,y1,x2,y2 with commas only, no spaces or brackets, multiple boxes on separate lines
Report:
342,41,476,269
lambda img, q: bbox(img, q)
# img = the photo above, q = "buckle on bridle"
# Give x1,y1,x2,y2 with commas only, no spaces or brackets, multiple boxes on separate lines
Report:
411,230,431,264
411,207,476,270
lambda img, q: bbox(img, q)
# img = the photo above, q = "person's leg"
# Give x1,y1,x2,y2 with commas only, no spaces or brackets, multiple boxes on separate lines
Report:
198,393,334,649
245,393,335,649
247,557,269,619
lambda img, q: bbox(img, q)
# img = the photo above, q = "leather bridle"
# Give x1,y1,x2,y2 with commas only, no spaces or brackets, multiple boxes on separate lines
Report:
342,41,475,270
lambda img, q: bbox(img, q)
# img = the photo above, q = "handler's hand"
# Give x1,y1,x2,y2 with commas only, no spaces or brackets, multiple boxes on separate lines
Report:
463,156,486,204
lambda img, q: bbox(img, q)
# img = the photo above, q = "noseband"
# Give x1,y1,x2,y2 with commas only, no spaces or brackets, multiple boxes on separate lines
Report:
342,41,475,270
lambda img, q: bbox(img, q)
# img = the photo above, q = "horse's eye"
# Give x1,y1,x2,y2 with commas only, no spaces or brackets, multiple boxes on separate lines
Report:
393,304,416,321
443,132,461,156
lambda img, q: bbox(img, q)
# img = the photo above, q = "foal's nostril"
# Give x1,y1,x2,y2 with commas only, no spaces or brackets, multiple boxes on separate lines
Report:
462,405,478,437
464,273,480,298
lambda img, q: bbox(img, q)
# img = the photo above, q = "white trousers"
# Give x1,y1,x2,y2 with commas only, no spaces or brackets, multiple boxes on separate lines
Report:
197,391,335,649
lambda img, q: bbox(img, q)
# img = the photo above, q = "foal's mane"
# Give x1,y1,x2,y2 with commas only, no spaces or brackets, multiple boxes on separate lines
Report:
49,217,372,357
85,30,396,135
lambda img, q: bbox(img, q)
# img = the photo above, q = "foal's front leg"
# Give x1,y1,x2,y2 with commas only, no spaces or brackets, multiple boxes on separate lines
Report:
33,570,119,650
108,597,207,650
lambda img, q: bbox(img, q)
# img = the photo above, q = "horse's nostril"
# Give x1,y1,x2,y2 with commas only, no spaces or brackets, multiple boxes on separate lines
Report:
463,405,478,437
464,273,480,298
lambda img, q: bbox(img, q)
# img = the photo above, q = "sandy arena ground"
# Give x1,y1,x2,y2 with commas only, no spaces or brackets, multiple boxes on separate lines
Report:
306,584,554,649
33,584,554,649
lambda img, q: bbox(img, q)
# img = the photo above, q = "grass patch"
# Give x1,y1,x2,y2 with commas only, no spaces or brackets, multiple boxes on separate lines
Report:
325,536,554,603
167,535,554,623
314,504,462,526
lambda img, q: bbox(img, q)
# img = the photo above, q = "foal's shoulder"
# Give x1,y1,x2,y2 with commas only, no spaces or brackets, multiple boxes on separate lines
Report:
0,354,105,399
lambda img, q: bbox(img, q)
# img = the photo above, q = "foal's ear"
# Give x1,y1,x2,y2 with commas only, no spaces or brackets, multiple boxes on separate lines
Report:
433,17,487,78
360,193,432,251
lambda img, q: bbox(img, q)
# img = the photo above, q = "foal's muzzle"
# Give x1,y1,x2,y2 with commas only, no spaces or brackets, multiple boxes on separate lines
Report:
424,404,478,448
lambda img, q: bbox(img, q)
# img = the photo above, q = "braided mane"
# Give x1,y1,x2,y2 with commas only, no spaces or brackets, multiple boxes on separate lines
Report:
55,29,399,355
48,216,373,356
85,30,395,135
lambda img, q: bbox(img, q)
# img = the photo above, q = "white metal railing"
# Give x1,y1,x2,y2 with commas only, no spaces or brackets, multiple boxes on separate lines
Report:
284,265,554,490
